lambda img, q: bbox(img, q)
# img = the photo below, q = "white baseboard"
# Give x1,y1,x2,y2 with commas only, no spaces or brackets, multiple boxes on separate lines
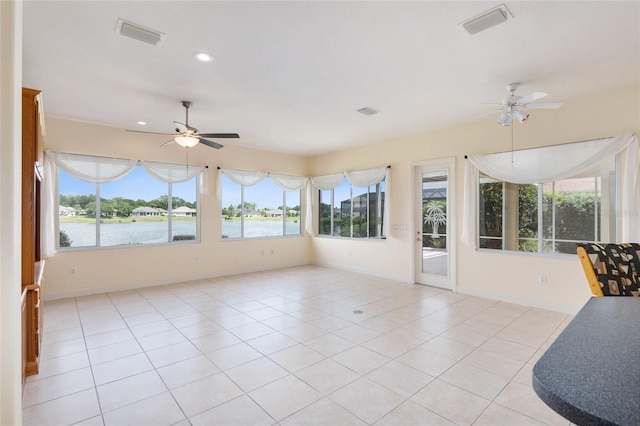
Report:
311,260,410,284
456,285,586,315
43,260,309,301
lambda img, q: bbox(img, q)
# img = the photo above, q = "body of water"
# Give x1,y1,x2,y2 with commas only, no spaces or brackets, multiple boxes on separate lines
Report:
61,220,301,247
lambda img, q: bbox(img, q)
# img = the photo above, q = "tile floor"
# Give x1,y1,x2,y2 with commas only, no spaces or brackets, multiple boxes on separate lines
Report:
23,265,574,425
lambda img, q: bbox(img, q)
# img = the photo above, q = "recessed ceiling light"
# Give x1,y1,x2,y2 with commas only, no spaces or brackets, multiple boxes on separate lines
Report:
194,52,213,62
136,121,146,125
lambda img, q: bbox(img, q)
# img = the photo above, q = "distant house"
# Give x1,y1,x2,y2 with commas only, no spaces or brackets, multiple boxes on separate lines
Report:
173,206,197,217
59,205,76,216
265,208,283,217
131,206,162,217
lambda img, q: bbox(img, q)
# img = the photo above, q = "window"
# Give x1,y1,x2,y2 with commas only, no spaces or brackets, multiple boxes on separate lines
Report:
318,177,386,239
58,165,199,249
220,173,302,239
478,171,615,254
465,135,639,252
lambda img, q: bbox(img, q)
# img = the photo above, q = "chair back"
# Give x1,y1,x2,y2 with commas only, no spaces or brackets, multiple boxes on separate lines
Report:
576,243,640,297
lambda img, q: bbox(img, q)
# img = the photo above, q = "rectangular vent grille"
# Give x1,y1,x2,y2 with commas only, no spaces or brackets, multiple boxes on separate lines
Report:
116,19,164,46
461,5,510,35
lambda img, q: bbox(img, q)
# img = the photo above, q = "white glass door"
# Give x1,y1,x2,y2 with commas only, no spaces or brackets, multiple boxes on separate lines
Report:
414,158,456,290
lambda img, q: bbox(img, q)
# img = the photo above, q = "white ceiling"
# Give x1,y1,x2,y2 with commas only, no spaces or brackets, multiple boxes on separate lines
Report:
23,1,640,156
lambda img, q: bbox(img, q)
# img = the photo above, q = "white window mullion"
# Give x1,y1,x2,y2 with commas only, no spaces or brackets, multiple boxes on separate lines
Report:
95,183,101,246
168,183,173,243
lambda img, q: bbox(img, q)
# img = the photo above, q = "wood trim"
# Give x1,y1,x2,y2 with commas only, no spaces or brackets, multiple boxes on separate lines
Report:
576,246,604,297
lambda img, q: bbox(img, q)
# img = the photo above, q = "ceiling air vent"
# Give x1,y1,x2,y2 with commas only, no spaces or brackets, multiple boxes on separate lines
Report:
116,19,164,46
460,4,512,35
357,107,379,116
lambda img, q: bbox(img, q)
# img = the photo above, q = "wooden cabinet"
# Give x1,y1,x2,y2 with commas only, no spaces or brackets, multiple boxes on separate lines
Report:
22,87,45,379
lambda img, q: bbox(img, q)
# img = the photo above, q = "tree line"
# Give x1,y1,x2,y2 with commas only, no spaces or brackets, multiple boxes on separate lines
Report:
60,194,195,217
221,202,300,219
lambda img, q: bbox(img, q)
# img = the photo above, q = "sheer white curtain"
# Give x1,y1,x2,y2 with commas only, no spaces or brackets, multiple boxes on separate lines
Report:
140,161,209,194
462,133,639,247
52,151,137,183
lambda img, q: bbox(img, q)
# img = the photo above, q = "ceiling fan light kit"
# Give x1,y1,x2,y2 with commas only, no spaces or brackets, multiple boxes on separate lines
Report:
460,4,511,35
126,100,239,149
175,135,199,148
483,82,562,127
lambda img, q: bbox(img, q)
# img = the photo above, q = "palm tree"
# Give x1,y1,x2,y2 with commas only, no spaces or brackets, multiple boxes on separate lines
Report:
423,200,446,239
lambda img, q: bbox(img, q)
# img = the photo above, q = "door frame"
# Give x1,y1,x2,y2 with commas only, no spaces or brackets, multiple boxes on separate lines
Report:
412,157,457,291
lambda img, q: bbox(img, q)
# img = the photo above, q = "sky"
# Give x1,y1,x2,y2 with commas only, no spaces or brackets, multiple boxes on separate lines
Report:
59,167,196,202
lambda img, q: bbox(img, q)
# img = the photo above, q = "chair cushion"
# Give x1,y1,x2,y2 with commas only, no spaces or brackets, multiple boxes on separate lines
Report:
576,243,640,297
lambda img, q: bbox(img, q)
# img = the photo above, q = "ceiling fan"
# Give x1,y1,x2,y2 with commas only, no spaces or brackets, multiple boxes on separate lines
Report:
482,83,563,126
127,101,239,149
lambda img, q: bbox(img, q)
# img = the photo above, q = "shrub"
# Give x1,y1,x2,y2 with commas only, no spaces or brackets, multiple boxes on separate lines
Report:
172,234,195,241
59,230,72,247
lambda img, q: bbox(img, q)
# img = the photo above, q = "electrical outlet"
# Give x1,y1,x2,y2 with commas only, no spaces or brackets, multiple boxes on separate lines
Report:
70,267,76,275
195,256,199,263
538,274,547,284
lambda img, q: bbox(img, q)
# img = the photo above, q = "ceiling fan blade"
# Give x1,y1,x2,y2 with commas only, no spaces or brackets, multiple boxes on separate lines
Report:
473,108,503,120
518,91,548,105
198,133,240,139
524,102,563,110
160,139,176,147
198,138,224,149
126,130,174,136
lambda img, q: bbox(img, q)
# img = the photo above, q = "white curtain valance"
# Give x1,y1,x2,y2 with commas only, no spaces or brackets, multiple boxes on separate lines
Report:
269,173,308,191
346,166,388,187
220,168,268,186
51,151,137,183
140,161,209,194
466,134,634,184
462,133,640,247
311,173,345,190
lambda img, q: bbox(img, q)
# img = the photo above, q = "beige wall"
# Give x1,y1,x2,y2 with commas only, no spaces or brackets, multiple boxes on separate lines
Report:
310,84,639,314
0,0,23,423
43,118,312,299
42,83,639,314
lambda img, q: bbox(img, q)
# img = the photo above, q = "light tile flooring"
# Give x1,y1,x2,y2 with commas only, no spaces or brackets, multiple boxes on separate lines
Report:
23,266,574,425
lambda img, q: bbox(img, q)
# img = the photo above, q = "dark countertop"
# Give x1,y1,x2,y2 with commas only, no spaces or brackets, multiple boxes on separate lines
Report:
532,297,640,426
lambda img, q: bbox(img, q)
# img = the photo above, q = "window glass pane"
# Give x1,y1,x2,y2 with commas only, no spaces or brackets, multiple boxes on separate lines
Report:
243,179,283,238
544,178,601,254
478,175,503,249
172,178,197,242
58,169,96,248
285,190,301,236
221,174,242,239
351,185,369,238
319,189,332,235
100,167,168,246
334,179,350,237
517,183,539,252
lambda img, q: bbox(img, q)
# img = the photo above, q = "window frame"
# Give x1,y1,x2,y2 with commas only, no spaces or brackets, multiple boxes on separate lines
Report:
477,170,617,256
220,174,303,240
318,179,386,239
56,165,201,250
